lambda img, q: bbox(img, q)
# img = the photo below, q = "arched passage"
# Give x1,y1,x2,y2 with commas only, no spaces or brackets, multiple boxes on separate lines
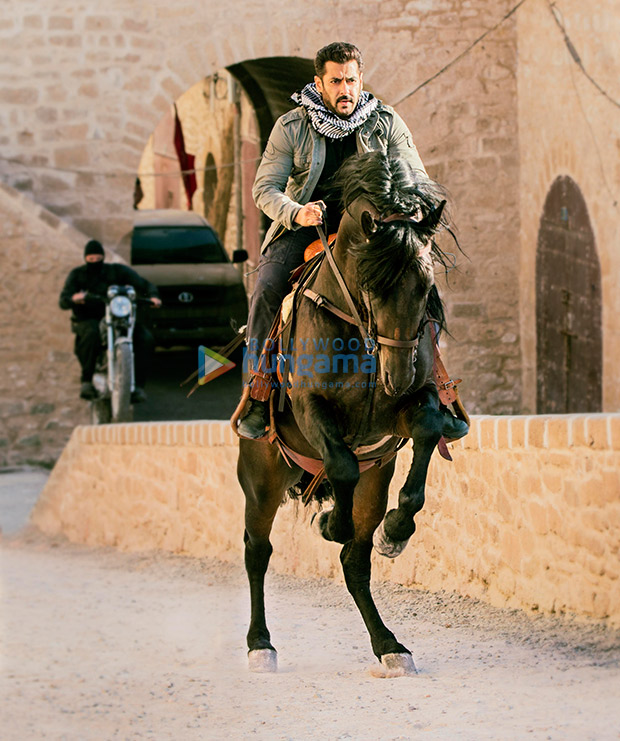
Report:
535,176,602,413
136,57,316,268
228,57,316,149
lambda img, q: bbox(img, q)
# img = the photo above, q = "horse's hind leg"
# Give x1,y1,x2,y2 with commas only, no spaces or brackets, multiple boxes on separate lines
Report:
238,439,299,672
374,395,443,558
341,463,416,675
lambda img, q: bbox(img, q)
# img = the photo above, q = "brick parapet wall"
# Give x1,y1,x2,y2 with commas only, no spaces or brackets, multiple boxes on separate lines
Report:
31,415,620,626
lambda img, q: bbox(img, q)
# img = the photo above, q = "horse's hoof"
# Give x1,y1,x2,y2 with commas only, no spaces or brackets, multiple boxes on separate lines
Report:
372,520,410,558
380,652,417,677
248,648,277,673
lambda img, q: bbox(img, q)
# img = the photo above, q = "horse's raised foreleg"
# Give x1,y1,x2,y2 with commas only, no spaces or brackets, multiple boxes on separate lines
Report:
238,439,300,672
341,463,416,674
374,390,444,558
313,440,360,543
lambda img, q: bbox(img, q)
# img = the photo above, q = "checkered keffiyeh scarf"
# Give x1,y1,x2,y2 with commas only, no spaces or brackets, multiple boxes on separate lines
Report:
291,83,378,139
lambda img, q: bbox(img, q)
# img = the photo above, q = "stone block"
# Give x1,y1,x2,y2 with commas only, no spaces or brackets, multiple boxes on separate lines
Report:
495,489,513,522
575,530,606,559
122,18,149,32
509,417,527,447
49,17,74,30
30,403,55,415
478,418,496,449
541,468,563,497
0,87,38,104
527,500,549,535
570,416,589,448
85,16,116,31
578,475,614,508
0,400,27,417
17,434,41,448
49,34,82,47
609,416,620,451
499,529,523,571
546,418,570,450
527,416,548,448
77,83,99,98
24,16,44,29
586,416,611,450
54,145,90,169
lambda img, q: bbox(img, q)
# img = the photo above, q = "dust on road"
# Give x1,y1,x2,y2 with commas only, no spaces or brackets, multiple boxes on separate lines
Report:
2,528,619,741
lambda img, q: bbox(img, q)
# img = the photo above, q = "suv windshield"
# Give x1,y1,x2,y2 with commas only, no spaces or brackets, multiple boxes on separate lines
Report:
131,226,228,265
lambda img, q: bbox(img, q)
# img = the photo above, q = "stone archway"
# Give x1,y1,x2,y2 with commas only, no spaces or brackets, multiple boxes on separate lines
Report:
535,176,602,413
228,56,315,148
135,57,316,267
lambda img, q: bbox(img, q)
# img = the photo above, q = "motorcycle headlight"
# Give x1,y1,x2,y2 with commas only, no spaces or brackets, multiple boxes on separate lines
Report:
110,295,132,318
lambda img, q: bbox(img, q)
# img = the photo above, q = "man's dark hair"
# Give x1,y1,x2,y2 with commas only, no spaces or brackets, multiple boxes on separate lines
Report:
314,42,364,78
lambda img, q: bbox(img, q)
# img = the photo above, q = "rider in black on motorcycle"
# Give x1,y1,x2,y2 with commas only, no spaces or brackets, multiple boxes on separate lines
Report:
59,239,161,403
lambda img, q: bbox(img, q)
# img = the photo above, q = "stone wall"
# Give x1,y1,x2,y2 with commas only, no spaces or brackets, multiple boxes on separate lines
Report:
31,415,620,626
0,0,523,414
1,0,618,427
0,184,91,466
517,0,620,412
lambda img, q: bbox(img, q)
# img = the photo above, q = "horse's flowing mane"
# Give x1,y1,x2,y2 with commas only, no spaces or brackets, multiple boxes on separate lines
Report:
334,150,452,328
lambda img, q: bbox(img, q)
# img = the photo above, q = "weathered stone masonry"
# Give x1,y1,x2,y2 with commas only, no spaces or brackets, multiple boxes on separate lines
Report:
1,0,524,417
1,0,619,459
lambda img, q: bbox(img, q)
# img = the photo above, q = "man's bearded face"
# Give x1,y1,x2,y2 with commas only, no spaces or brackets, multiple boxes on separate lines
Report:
315,60,363,119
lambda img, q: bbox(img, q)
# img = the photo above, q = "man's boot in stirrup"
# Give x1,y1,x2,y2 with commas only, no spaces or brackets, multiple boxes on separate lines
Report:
238,398,270,439
238,365,271,439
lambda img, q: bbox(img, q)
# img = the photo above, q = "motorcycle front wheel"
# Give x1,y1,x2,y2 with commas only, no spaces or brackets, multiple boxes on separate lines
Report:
111,341,134,423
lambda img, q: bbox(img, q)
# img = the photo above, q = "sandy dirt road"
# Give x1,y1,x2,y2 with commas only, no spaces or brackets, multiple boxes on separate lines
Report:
2,525,620,741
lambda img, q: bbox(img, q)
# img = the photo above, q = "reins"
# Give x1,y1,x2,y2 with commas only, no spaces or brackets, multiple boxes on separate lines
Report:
311,224,377,354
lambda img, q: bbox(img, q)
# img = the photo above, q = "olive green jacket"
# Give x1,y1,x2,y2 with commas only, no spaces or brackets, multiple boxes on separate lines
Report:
252,101,427,251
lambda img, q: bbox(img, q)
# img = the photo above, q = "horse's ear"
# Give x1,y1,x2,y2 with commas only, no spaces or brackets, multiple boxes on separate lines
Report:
360,210,378,239
419,200,446,231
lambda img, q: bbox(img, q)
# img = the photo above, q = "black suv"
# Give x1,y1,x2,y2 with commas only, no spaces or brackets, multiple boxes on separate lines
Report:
116,210,248,347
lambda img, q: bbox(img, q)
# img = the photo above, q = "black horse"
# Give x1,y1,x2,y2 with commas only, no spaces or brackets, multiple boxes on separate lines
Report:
237,151,455,675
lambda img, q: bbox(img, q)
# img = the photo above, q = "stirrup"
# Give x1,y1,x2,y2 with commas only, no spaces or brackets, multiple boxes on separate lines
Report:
237,399,270,440
441,409,469,442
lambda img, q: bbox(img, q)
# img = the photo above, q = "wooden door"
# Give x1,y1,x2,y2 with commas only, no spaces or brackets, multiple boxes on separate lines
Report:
536,176,602,413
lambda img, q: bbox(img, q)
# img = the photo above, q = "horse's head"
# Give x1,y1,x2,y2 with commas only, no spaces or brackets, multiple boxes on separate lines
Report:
335,152,450,396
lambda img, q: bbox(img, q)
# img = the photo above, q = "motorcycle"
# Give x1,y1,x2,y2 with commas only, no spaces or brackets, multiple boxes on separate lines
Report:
89,285,150,424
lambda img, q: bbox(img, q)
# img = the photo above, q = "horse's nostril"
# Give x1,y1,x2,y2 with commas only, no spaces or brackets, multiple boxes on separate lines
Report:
383,370,403,396
383,369,415,397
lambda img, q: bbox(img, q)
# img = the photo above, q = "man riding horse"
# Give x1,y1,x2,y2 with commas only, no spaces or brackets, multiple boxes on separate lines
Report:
239,41,468,442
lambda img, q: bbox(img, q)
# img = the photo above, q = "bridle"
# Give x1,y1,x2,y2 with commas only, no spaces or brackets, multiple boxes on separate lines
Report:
304,217,431,360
